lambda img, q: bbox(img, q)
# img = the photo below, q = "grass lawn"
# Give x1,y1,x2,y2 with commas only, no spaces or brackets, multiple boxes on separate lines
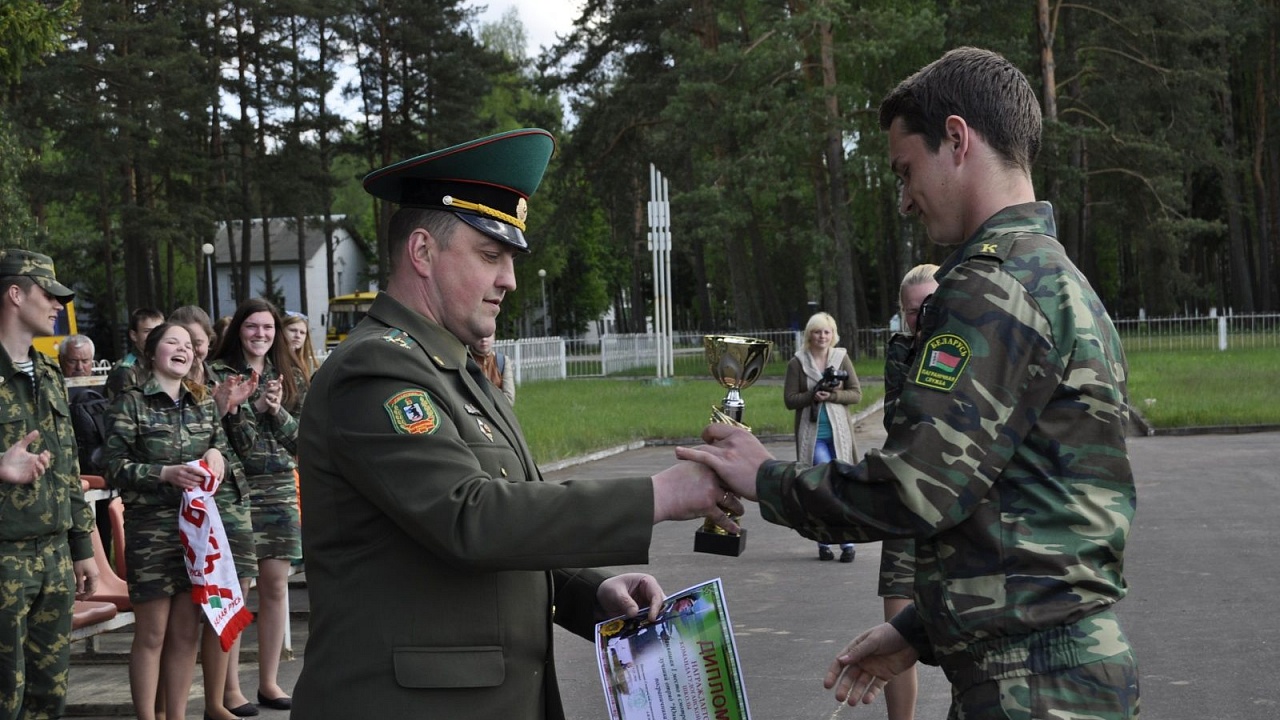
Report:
511,347,1274,463
514,377,884,464
1126,347,1280,429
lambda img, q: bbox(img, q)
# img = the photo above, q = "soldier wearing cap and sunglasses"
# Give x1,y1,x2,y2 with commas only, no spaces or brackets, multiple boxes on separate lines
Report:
292,130,740,719
0,249,99,719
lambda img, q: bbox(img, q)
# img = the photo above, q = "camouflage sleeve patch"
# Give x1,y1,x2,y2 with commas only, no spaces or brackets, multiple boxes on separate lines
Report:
383,389,440,435
912,333,971,392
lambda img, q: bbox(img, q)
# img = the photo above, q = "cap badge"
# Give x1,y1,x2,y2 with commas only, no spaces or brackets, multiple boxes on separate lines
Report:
516,198,528,224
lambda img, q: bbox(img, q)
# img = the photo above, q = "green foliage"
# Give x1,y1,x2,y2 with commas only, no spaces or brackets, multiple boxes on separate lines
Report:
0,0,76,82
0,112,37,248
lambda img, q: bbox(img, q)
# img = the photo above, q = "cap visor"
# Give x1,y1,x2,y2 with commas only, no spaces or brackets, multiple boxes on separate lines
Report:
36,277,75,303
456,213,529,252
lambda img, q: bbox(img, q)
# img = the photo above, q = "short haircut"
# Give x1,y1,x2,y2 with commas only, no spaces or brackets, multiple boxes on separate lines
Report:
0,275,36,296
59,333,95,356
129,307,165,332
803,311,840,348
879,47,1042,173
387,208,461,275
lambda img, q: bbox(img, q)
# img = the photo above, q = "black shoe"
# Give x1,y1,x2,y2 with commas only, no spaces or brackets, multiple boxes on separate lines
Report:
839,547,855,563
226,703,259,718
818,546,834,561
256,692,292,711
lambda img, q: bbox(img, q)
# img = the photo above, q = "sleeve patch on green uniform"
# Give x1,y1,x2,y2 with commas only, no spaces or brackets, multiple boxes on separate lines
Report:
384,389,439,434
912,333,971,392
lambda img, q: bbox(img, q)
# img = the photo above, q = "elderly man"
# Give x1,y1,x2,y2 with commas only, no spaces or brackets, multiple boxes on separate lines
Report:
0,249,99,719
293,129,740,720
58,333,96,378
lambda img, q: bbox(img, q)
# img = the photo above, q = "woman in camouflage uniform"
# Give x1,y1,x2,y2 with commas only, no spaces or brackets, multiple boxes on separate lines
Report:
170,305,261,720
878,264,938,720
104,323,250,720
210,298,308,712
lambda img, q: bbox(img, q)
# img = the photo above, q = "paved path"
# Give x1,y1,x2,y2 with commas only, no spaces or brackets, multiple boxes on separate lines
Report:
67,413,1280,718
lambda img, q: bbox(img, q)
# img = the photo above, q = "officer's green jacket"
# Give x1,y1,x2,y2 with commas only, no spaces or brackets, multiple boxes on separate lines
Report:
104,376,245,506
757,202,1135,690
292,293,654,720
0,347,94,561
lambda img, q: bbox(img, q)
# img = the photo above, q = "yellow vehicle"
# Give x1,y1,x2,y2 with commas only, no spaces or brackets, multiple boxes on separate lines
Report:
325,291,377,349
34,301,78,359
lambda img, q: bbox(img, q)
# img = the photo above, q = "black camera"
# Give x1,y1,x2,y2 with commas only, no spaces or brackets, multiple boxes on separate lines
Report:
819,366,848,390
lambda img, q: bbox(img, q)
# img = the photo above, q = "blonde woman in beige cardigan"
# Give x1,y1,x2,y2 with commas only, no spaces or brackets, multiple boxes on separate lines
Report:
783,311,862,562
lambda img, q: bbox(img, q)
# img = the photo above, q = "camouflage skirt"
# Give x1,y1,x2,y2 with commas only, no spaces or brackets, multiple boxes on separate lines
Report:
215,482,258,579
248,472,302,561
124,493,258,603
877,537,916,598
123,504,194,603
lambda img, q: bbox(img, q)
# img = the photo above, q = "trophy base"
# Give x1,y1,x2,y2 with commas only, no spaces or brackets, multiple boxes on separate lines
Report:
694,527,747,556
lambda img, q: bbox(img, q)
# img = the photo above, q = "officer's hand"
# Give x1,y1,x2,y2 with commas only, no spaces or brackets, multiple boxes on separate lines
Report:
673,424,774,502
597,573,666,623
74,558,99,599
0,431,51,485
650,461,744,532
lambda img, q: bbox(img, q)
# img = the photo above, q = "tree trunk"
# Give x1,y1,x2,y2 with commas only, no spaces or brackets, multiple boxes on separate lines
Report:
1217,79,1255,312
817,14,860,356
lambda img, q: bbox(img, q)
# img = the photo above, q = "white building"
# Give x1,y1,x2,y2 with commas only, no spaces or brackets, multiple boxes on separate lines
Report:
210,216,371,352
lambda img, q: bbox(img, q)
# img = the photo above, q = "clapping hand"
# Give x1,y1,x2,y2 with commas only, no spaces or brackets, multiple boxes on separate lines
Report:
213,372,259,416
255,377,283,416
0,431,51,485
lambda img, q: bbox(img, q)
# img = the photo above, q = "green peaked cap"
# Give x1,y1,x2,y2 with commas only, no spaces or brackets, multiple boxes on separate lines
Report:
362,129,556,251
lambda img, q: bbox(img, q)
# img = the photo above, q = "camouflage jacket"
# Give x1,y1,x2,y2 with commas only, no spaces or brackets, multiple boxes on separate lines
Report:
104,375,242,507
758,202,1135,685
105,350,147,398
882,332,915,432
0,346,95,560
208,358,303,490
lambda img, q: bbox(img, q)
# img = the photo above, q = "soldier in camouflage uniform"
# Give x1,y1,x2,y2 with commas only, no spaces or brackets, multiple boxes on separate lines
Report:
104,321,246,720
0,249,99,720
680,47,1139,719
105,308,164,399
876,263,938,720
209,297,307,711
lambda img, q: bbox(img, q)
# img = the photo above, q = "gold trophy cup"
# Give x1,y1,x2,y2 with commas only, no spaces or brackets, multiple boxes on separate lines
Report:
694,335,773,556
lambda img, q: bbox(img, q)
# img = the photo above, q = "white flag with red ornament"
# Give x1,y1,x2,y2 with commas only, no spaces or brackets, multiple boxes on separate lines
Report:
179,459,253,651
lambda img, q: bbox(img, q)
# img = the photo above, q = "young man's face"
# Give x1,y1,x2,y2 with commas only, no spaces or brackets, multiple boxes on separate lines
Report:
130,316,163,353
17,285,64,338
888,117,965,246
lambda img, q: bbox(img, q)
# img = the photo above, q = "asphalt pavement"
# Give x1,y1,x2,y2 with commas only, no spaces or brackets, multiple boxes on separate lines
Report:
66,408,1280,719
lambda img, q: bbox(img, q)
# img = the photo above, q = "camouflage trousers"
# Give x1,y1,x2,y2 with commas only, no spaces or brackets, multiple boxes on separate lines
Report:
0,537,75,720
950,648,1140,719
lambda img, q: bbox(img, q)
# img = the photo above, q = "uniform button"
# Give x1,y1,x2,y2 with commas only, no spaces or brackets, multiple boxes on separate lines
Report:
500,467,508,477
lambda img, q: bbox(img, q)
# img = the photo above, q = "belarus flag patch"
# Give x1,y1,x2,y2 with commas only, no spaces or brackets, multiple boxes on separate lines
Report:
913,334,971,392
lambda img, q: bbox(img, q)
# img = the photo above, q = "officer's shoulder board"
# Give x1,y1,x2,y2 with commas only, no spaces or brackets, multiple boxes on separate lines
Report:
965,233,1013,264
380,328,418,350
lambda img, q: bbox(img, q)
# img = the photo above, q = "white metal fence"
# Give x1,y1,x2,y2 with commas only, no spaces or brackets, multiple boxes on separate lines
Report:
1113,312,1280,352
489,313,1280,385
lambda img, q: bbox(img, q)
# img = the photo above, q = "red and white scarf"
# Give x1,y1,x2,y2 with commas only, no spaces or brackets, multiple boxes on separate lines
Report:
179,460,253,651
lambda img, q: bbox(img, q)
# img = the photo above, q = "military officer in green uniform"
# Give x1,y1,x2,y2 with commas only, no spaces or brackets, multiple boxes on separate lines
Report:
679,48,1140,719
0,249,100,720
292,129,743,720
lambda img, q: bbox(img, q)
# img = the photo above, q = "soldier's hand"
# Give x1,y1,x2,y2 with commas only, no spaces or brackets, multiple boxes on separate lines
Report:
825,622,918,707
0,430,51,485
73,558,99,599
160,464,205,490
673,424,774,501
